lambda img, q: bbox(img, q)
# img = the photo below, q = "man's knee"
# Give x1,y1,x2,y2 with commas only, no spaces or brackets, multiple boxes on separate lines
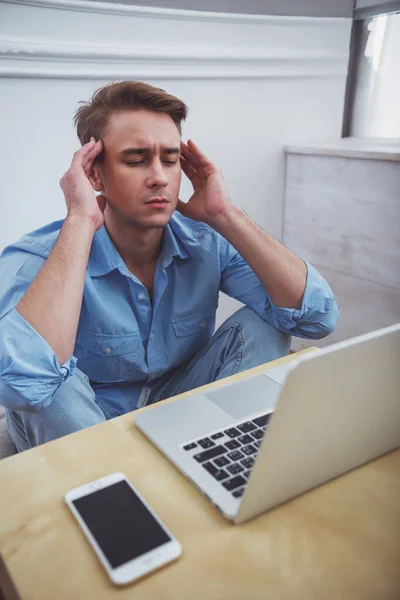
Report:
5,369,105,451
221,306,291,359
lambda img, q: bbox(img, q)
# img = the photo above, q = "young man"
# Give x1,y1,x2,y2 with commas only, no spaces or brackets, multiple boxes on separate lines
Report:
0,81,339,451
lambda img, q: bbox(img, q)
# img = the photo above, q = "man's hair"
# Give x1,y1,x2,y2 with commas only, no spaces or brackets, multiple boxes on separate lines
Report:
74,80,188,145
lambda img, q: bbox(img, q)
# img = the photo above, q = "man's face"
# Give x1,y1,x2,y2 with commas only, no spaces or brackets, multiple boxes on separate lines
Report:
96,109,182,229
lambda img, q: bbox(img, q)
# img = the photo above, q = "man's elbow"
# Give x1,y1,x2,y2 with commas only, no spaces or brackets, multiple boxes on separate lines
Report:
293,302,340,341
0,375,61,414
312,313,338,340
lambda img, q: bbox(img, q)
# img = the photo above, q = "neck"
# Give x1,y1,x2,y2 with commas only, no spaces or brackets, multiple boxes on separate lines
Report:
104,209,163,270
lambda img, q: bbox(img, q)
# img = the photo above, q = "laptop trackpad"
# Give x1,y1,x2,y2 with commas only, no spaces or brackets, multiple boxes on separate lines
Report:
205,375,281,420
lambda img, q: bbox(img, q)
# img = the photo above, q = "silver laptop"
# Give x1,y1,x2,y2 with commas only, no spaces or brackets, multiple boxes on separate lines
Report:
135,323,400,524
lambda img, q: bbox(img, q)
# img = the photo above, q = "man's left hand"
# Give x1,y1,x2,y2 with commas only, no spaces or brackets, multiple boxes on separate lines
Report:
177,140,233,226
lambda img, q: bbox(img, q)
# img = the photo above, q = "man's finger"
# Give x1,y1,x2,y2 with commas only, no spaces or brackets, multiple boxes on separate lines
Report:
73,139,103,169
187,139,212,167
180,140,199,168
180,155,198,182
82,141,103,172
71,139,96,165
82,143,102,167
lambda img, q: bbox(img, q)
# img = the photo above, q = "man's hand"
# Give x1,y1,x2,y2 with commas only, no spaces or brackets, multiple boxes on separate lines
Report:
60,138,106,231
177,140,233,227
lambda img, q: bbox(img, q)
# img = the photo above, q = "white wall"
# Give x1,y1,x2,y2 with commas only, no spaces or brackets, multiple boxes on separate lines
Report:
92,0,355,17
0,0,351,324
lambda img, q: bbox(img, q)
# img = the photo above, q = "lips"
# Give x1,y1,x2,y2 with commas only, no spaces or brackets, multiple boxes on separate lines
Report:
145,198,169,209
146,197,169,204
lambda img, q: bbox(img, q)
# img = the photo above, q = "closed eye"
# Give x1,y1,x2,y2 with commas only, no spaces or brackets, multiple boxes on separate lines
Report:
124,160,178,166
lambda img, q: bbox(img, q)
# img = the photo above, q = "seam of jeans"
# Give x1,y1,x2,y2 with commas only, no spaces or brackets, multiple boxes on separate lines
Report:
183,321,243,375
5,410,29,449
152,321,245,402
230,323,244,376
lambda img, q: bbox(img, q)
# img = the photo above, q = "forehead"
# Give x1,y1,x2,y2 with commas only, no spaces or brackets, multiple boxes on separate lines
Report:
104,109,180,149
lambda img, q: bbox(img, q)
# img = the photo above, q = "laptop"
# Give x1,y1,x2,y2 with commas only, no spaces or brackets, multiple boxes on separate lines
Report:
135,323,400,524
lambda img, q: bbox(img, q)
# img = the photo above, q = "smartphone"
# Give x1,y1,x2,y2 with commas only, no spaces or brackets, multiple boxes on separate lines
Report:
65,472,182,586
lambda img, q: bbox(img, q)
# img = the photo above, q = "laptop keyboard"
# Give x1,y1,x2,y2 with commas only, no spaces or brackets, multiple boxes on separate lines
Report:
181,412,272,499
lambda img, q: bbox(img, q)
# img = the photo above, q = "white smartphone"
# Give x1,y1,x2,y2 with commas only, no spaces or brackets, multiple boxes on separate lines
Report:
65,472,182,586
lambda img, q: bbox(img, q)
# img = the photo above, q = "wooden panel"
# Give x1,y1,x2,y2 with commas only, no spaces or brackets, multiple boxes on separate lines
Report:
284,154,400,290
291,266,400,351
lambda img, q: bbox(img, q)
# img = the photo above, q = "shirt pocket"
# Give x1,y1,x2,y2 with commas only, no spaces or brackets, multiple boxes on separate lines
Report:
76,329,140,356
171,306,216,338
75,329,142,382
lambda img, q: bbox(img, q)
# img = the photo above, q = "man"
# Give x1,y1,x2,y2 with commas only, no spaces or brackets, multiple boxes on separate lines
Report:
0,81,339,452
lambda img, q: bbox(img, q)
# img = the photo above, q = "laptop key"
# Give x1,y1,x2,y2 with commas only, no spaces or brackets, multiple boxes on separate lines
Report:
214,456,230,468
227,463,244,475
243,470,251,479
238,434,253,445
242,444,258,456
225,439,240,450
241,457,255,469
202,462,229,481
252,414,271,428
223,475,247,491
211,432,224,440
224,427,241,438
252,429,264,440
232,487,245,498
227,450,244,461
183,442,197,451
237,421,257,434
253,440,262,449
194,445,227,463
197,437,215,449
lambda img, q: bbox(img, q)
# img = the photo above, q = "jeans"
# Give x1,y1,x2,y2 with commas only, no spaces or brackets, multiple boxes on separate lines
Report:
6,307,290,452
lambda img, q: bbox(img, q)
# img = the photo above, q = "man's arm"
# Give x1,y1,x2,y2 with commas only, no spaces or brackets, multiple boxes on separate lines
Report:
16,139,105,366
178,139,339,339
0,139,106,412
17,217,96,365
16,139,105,365
207,205,306,309
178,139,306,309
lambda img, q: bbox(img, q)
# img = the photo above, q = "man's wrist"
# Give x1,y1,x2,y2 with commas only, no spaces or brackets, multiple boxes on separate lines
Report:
207,204,244,235
65,213,97,233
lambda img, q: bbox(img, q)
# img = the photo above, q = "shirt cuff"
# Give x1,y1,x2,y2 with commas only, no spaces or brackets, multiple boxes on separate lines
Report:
266,261,339,338
0,308,77,410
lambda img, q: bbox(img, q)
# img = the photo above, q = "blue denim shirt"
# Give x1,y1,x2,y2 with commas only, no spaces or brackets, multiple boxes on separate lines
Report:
0,213,339,415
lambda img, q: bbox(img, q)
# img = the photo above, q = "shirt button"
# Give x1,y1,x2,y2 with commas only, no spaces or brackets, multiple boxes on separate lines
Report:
200,321,206,328
104,347,112,354
137,293,146,300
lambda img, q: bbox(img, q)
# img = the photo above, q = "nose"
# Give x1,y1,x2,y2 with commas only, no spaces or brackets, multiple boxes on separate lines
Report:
146,159,168,189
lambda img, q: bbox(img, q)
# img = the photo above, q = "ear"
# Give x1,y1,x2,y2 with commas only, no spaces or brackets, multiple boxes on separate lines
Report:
88,163,104,192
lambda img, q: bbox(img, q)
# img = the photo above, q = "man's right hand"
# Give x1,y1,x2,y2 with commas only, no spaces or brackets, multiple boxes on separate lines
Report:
60,138,106,231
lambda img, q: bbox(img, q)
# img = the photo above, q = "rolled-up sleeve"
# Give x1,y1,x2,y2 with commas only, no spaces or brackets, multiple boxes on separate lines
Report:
266,261,340,339
0,248,77,412
219,235,339,340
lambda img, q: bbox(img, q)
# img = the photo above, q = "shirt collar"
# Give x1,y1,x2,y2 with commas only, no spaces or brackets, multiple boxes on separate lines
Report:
161,219,190,269
87,225,125,276
87,218,189,277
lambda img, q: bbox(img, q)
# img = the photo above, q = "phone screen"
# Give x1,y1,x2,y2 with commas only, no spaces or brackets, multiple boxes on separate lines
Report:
72,480,171,569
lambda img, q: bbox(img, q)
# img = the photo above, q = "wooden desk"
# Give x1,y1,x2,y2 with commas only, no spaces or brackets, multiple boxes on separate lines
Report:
0,350,399,600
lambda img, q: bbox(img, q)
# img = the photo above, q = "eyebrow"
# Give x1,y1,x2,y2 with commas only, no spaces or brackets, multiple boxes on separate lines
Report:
118,146,180,157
